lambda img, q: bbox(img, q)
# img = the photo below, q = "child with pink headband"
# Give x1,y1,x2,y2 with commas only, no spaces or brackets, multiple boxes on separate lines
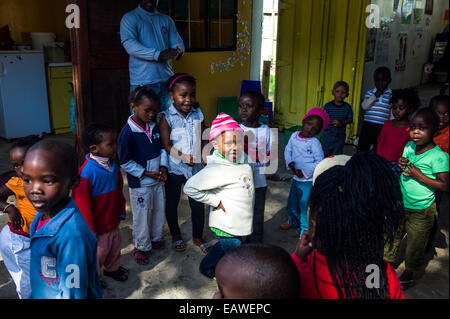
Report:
282,107,329,237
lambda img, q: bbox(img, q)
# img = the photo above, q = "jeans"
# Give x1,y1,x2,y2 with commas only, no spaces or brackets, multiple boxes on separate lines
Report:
199,235,242,278
287,180,312,237
130,82,172,113
246,187,267,243
165,173,205,239
320,132,346,157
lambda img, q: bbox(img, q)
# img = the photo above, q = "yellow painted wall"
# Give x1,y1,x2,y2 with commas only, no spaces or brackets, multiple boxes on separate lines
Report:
173,0,252,126
0,0,69,44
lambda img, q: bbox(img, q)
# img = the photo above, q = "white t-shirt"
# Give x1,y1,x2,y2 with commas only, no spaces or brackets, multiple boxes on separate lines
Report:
240,123,273,188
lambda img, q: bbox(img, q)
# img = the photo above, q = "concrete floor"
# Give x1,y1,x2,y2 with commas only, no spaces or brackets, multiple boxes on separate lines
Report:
0,83,448,299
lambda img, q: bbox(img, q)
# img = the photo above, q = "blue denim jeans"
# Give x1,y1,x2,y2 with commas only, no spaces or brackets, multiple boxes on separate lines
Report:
130,82,172,113
199,235,242,279
320,131,346,157
287,180,312,238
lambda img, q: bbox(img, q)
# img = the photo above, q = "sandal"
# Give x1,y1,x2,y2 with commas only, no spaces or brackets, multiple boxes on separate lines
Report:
132,248,149,265
193,238,212,253
172,239,186,252
152,240,164,250
103,266,129,282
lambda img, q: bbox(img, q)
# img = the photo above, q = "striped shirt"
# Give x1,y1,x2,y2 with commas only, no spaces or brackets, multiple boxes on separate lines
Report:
323,101,353,137
363,88,393,125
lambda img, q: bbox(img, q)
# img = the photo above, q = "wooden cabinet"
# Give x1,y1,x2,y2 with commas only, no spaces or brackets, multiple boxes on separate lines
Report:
46,65,73,134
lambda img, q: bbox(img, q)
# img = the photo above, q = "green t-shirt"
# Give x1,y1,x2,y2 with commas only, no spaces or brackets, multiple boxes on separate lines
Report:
400,142,449,210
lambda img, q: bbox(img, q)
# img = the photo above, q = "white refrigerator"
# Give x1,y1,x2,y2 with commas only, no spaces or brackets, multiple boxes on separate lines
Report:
0,51,51,139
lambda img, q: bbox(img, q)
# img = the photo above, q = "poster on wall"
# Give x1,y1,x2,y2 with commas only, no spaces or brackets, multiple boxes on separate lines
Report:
375,28,392,64
365,28,377,62
401,0,414,24
395,33,408,72
393,0,401,12
425,0,434,15
414,9,425,24
412,28,424,58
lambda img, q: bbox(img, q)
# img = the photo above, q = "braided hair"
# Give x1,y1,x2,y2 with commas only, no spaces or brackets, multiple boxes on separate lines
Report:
309,152,404,299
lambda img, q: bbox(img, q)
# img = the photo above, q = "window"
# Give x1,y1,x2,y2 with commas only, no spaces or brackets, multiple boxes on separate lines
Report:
158,0,238,52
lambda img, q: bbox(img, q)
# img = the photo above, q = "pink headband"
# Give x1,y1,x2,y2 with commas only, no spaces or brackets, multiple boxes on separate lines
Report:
169,74,193,91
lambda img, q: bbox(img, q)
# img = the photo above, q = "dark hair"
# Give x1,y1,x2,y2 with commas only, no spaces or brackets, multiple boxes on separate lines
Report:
129,86,159,106
333,81,350,92
27,139,79,178
374,67,391,80
82,122,115,153
309,152,404,299
166,73,196,92
220,243,300,299
411,108,441,132
240,90,266,110
11,135,41,152
429,94,450,110
391,88,421,113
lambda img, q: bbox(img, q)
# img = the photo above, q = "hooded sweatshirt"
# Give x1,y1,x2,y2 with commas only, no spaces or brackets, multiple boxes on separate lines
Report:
183,152,254,236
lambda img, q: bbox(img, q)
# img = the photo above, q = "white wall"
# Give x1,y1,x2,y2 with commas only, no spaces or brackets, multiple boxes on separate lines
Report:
362,0,448,94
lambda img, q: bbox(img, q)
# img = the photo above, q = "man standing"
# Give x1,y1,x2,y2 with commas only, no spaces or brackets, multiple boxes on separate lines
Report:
120,0,185,112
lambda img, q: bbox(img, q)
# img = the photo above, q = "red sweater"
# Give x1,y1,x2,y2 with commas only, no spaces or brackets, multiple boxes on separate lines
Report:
377,120,410,162
291,250,404,299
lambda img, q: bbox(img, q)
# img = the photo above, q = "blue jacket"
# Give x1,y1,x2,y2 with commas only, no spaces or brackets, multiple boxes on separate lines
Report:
29,199,102,299
120,5,185,86
118,117,168,188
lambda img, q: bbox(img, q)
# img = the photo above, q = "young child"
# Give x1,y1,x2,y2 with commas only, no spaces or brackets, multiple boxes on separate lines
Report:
159,73,210,253
72,123,128,282
238,90,275,243
118,87,168,265
293,153,404,299
281,108,329,237
377,88,421,175
22,139,102,299
429,94,449,154
384,108,449,288
0,135,40,299
183,113,254,279
213,243,300,299
358,67,393,153
320,81,353,157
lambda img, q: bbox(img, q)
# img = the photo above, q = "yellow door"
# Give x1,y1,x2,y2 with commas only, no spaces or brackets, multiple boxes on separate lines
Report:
275,0,369,142
46,66,73,134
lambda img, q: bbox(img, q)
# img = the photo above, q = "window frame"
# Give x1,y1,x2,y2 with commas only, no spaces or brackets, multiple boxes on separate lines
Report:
162,0,238,52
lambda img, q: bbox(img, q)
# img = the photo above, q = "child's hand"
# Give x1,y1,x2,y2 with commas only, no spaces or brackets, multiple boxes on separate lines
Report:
144,171,161,180
158,167,168,182
295,169,304,178
213,201,227,213
398,157,409,171
331,120,341,128
374,90,383,98
295,231,314,261
6,205,24,231
186,154,196,167
402,163,425,181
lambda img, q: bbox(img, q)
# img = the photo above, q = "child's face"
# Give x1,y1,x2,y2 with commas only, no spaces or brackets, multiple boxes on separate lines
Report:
432,102,449,131
90,130,118,159
213,258,249,299
301,116,323,138
238,95,262,124
213,131,243,163
374,72,391,92
132,97,158,125
169,82,197,117
22,148,78,215
332,86,349,104
409,114,436,146
391,99,410,122
10,146,27,179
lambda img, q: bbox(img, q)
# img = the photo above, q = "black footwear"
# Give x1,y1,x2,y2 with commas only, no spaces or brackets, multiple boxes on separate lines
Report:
103,266,129,282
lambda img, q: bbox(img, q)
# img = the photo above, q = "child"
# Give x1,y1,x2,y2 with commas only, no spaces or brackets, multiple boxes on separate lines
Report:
384,108,449,288
159,73,210,253
238,90,275,243
320,81,353,157
183,113,254,279
0,135,40,299
281,108,329,237
429,95,449,154
293,153,405,299
72,123,128,281
213,243,300,299
118,87,168,265
377,88,421,174
358,67,393,153
22,139,102,299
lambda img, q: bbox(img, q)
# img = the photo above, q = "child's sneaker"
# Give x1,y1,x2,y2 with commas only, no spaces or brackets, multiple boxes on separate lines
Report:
103,266,129,282
280,222,292,230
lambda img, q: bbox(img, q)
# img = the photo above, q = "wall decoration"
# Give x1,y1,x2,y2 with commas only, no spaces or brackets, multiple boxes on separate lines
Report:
395,33,408,72
425,0,434,15
365,28,377,62
413,8,425,24
210,9,251,74
393,0,401,13
412,28,424,58
401,0,414,24
375,28,392,64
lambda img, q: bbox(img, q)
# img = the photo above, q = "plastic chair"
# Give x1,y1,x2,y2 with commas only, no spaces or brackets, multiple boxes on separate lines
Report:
217,96,240,122
240,80,262,96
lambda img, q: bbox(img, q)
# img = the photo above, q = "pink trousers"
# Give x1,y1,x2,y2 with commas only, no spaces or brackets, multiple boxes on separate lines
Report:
97,227,122,275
